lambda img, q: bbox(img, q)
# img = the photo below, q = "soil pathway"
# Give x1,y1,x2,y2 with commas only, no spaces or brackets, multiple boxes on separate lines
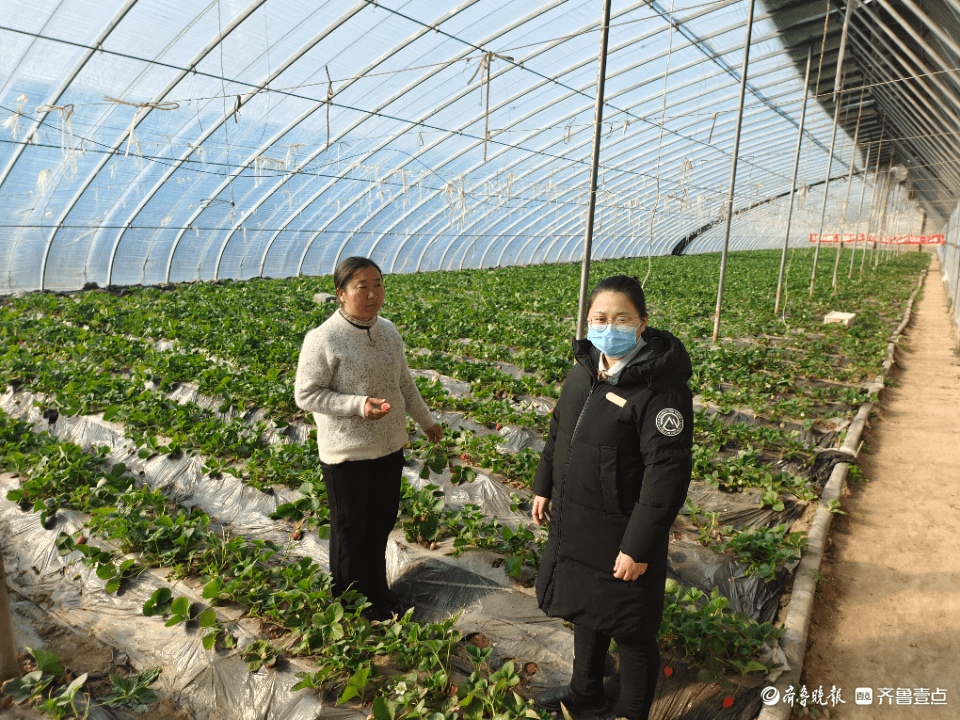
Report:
800,254,960,719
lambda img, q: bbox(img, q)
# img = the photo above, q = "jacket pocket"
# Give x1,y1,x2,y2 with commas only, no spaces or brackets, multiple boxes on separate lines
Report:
599,446,622,515
558,502,629,573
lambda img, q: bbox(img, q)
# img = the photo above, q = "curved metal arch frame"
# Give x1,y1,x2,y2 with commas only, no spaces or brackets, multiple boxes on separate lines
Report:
158,2,378,282
251,0,590,278
1,0,142,290
34,0,270,291
321,0,656,276
105,2,369,286
430,20,853,271
204,0,496,279
469,38,834,269
287,0,800,277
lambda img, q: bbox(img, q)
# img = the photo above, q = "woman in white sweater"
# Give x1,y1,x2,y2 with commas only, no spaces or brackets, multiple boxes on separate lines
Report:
295,257,441,620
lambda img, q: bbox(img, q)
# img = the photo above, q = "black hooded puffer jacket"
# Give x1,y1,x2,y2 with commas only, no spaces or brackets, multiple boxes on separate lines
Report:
533,327,694,638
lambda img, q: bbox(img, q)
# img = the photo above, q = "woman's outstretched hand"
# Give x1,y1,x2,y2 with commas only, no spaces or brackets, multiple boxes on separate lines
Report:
364,397,391,419
532,495,551,527
613,552,648,581
424,423,442,443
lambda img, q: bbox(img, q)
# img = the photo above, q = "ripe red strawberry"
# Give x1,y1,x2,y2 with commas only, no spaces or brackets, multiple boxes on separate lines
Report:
723,696,734,708
663,667,673,677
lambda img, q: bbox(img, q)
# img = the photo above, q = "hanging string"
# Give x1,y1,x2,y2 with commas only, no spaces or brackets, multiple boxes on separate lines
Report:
35,103,78,177
2,94,28,141
468,50,513,161
325,66,334,151
104,96,179,157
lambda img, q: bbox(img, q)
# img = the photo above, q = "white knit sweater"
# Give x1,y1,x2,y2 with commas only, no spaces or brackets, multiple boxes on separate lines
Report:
294,311,437,464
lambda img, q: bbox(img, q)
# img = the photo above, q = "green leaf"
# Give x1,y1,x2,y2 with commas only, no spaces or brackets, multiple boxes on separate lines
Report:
26,647,64,677
106,577,121,594
96,563,117,580
170,596,190,617
372,696,397,720
202,579,221,600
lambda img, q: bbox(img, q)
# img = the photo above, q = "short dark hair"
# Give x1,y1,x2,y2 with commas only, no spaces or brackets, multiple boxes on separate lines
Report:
334,256,383,291
588,275,647,318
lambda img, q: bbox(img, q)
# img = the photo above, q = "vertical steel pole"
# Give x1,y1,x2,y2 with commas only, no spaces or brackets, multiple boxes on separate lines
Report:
872,160,894,267
576,0,614,340
861,161,883,276
849,142,870,278
833,84,865,288
861,115,886,276
712,0,756,343
775,45,813,316
809,80,844,296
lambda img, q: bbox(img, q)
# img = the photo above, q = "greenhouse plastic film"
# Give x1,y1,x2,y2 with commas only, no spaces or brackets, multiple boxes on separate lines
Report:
0,481,350,720
495,424,545,454
402,464,531,522
387,549,573,691
1,389,293,536
685,482,808,530
666,540,788,623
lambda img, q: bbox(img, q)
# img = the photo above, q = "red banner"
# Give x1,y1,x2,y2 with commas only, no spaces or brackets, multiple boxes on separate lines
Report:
808,233,944,245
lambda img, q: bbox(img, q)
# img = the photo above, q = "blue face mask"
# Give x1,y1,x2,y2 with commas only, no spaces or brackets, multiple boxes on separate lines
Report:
587,324,640,358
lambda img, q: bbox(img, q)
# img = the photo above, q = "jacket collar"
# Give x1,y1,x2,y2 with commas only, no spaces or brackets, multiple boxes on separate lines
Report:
573,327,692,386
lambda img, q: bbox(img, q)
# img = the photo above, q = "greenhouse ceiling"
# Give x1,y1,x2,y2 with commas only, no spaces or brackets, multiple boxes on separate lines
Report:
1,0,956,292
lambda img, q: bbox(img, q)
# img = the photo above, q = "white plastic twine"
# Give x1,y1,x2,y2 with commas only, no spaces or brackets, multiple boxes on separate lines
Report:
2,94,28,140
35,103,78,177
104,96,179,157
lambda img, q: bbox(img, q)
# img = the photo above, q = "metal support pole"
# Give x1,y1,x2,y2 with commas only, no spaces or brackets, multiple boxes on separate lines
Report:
849,142,870,278
712,0,756,343
953,219,960,320
775,46,812,316
861,115,886,276
576,0,613,340
861,161,882,276
809,80,843,296
872,160,894,267
833,84,865,289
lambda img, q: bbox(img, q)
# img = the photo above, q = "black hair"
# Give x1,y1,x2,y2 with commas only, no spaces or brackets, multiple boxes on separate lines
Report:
587,275,647,318
333,256,383,292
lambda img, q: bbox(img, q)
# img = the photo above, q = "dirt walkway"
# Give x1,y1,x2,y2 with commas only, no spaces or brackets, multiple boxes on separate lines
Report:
799,255,960,719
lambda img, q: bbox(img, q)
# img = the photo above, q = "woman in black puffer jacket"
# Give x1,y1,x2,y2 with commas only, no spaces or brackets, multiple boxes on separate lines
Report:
531,275,693,720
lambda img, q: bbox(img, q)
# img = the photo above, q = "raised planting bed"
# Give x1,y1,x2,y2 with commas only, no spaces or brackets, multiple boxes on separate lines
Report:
0,248,929,719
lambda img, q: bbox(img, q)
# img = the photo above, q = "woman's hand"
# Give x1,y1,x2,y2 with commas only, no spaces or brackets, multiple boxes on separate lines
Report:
532,495,551,527
613,551,648,581
424,423,442,443
364,397,391,419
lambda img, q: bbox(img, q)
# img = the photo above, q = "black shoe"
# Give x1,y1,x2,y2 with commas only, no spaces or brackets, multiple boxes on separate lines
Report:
534,685,607,714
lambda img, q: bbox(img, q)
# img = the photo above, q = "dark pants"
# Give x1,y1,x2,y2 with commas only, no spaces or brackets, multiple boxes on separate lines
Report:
570,624,661,720
320,449,404,608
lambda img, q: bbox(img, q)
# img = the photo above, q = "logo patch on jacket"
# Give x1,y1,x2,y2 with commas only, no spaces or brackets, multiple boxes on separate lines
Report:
655,408,684,436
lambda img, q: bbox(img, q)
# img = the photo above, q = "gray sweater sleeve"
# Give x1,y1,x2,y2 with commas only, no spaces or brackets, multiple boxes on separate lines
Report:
294,328,367,418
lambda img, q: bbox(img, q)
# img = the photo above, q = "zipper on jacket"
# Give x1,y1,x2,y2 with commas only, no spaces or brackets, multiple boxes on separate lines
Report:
546,375,603,596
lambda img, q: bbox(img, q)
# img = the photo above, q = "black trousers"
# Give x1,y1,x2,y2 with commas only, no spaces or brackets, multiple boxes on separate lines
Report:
320,449,404,608
570,624,661,720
